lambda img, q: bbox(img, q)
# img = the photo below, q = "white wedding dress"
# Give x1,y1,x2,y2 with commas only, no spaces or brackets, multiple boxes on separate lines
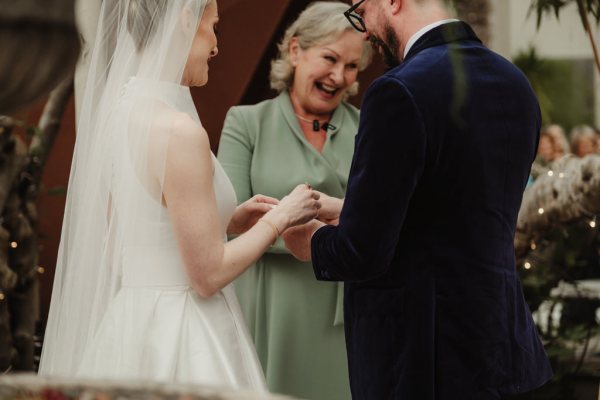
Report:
72,78,267,391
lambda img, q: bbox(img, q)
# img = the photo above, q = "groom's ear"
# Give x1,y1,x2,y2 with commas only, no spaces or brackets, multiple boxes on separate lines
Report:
389,0,402,15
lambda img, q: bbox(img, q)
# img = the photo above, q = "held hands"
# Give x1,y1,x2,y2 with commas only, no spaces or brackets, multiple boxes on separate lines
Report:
277,184,322,227
314,191,343,225
227,195,279,235
282,219,324,261
237,186,339,261
281,191,340,261
262,184,321,234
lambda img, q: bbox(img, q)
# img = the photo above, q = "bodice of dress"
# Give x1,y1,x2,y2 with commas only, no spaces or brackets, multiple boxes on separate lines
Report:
111,77,237,287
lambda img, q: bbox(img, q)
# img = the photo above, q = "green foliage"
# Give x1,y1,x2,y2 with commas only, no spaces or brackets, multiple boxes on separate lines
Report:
514,47,595,131
530,0,600,27
518,221,600,399
514,48,554,124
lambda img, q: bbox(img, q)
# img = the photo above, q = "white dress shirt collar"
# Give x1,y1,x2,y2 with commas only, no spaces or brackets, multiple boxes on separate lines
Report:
403,19,460,59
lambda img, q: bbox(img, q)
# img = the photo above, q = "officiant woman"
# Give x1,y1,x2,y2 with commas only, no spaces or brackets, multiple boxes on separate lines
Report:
217,2,372,399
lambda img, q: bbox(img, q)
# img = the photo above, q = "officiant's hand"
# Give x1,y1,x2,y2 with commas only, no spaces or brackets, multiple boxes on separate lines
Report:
227,195,279,235
282,219,324,261
315,191,343,225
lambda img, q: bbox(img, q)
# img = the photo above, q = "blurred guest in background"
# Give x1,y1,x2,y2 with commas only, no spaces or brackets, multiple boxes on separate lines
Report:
570,124,597,157
545,124,570,160
217,2,372,399
536,130,555,163
532,124,572,182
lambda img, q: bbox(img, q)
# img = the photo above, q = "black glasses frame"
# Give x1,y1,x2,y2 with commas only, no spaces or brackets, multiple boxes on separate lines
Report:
344,0,367,33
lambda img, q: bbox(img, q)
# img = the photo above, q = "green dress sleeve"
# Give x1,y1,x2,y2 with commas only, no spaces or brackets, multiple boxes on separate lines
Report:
217,107,253,203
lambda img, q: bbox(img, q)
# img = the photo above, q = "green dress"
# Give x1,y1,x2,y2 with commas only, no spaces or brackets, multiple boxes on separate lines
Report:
217,91,358,400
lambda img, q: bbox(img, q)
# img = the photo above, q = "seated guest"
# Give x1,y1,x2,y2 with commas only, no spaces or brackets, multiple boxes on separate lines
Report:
570,124,597,157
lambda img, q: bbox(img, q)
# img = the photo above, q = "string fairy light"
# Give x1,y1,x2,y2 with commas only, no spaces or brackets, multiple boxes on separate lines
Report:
525,162,598,265
10,241,17,249
533,164,598,231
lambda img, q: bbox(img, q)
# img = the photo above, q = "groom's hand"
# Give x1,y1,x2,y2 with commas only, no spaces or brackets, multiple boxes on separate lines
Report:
282,219,324,261
314,191,343,224
227,195,279,235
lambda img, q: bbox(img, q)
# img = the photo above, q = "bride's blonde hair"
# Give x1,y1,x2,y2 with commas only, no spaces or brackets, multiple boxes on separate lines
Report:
127,0,214,51
127,0,167,50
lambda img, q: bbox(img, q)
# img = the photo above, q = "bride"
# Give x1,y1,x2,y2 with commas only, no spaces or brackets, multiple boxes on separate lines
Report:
38,0,320,391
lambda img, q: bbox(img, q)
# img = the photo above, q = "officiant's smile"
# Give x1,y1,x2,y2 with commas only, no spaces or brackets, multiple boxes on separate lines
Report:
288,30,363,119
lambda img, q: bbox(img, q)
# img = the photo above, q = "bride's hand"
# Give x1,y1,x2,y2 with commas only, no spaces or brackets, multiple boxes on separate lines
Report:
265,184,321,232
227,195,279,235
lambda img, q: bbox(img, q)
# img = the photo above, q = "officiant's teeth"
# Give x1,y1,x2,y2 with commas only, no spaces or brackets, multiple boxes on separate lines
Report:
316,82,337,95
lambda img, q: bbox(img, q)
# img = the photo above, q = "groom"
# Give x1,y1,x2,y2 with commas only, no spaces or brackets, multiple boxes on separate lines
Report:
283,0,552,399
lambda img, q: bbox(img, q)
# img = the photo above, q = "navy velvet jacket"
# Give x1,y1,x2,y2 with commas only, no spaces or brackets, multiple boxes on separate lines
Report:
311,22,552,400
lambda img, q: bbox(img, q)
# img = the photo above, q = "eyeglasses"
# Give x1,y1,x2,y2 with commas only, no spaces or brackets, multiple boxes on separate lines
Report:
344,0,367,33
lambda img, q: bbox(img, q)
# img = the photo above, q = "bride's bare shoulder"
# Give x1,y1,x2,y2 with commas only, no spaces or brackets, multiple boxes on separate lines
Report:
168,112,210,150
147,110,211,182
168,113,211,164
147,109,209,152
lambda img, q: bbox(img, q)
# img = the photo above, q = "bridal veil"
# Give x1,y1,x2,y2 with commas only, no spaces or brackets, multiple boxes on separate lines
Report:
39,0,211,376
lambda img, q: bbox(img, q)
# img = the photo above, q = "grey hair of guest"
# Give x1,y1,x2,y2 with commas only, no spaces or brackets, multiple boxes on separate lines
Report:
570,124,596,154
544,124,571,155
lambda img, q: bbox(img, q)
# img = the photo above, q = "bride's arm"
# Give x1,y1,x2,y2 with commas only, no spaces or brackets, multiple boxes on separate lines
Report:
163,114,319,298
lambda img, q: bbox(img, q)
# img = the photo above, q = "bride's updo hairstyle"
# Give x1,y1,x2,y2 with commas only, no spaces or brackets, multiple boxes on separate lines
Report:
127,0,168,51
127,0,214,52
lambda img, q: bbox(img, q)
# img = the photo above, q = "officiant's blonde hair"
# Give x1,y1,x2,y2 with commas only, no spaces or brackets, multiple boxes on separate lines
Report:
270,1,372,96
